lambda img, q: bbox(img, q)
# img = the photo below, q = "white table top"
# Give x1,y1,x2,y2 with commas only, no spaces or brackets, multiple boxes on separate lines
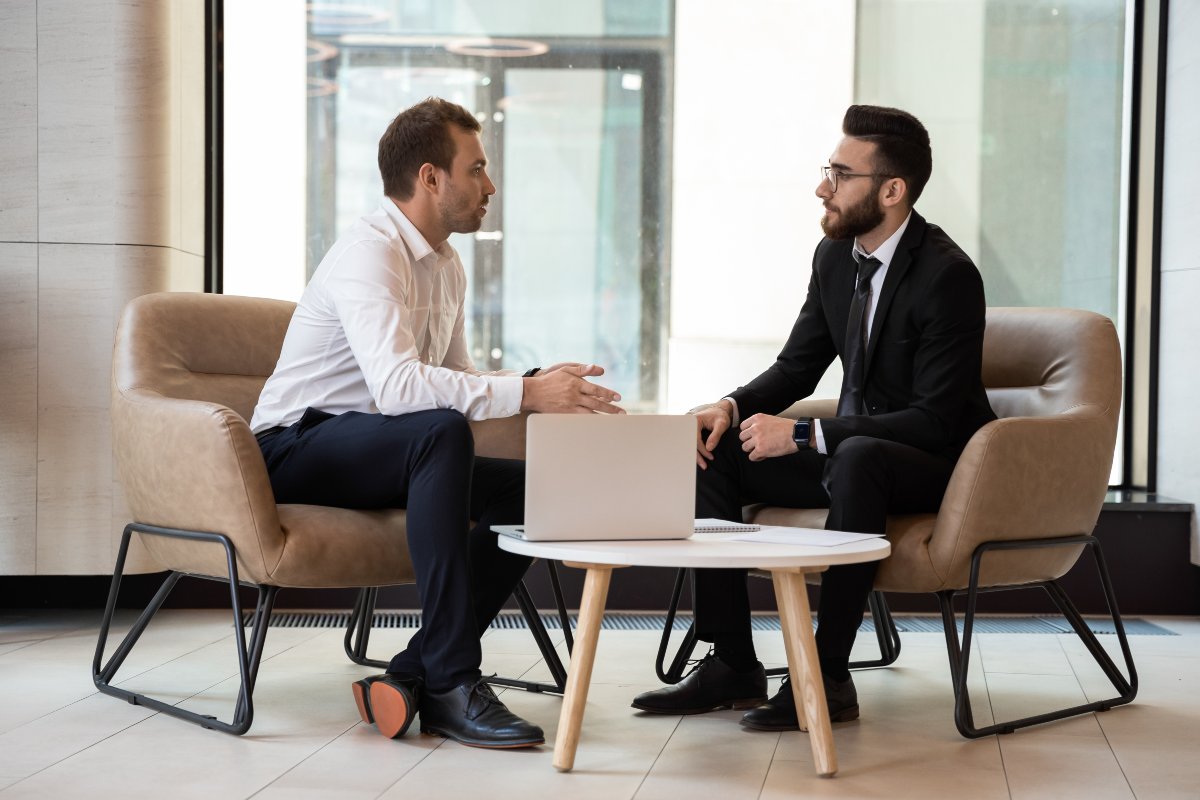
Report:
495,530,890,569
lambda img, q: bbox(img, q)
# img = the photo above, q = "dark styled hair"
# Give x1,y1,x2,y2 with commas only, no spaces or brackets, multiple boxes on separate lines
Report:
842,105,932,205
378,97,482,201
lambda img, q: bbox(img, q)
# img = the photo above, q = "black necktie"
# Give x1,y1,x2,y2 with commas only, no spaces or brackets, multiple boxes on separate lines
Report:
836,251,883,417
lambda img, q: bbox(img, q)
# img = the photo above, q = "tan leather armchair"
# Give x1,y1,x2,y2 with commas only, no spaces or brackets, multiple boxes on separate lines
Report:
95,292,532,734
660,307,1137,737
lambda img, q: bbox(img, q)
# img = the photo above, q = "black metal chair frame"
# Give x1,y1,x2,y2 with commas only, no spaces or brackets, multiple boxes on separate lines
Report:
93,523,278,735
345,560,575,694
655,569,900,684
655,534,1137,738
937,535,1137,738
95,524,577,737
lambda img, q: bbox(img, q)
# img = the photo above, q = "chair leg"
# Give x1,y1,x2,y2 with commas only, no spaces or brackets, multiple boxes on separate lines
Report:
488,560,575,694
655,568,699,683
93,523,277,736
655,570,900,683
344,587,388,669
546,560,574,655
849,590,902,669
939,535,1138,739
488,576,571,694
344,563,573,694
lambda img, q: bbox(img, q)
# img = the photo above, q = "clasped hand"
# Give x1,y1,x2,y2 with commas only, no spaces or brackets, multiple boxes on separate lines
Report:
521,363,624,414
693,402,796,469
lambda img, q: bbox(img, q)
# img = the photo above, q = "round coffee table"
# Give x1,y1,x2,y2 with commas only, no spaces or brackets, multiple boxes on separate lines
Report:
496,531,891,776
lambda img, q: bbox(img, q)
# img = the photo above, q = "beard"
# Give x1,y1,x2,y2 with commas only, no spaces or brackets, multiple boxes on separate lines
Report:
820,190,885,241
439,190,486,235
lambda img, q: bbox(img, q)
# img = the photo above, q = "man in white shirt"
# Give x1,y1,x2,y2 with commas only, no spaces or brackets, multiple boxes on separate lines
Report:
251,98,623,749
631,105,995,728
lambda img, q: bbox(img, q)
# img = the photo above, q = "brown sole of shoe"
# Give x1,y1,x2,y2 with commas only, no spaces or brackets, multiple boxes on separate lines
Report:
352,679,374,724
369,681,417,739
420,728,544,749
631,696,767,715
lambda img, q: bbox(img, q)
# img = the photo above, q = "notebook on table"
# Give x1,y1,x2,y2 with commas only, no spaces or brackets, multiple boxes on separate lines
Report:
494,413,697,542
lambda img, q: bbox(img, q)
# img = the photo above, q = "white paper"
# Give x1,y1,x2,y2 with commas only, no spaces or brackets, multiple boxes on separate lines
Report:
729,526,884,547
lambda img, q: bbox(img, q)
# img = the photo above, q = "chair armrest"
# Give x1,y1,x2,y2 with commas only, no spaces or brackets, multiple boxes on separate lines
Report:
686,399,839,421
779,399,838,420
112,387,285,582
928,410,1116,587
471,412,529,460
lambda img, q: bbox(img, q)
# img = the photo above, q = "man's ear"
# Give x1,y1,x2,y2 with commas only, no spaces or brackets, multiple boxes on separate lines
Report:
880,176,908,209
416,162,440,195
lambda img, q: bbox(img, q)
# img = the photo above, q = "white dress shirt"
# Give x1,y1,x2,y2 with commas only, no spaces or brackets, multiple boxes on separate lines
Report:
250,199,523,433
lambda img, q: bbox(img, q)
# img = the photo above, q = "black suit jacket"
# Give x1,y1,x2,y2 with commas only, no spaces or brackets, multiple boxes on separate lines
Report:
729,210,996,460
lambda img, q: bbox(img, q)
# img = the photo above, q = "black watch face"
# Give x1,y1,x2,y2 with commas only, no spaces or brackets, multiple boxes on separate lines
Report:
793,419,810,445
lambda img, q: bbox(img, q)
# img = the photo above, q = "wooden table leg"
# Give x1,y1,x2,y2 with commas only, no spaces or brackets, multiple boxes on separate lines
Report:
552,562,614,772
771,568,837,777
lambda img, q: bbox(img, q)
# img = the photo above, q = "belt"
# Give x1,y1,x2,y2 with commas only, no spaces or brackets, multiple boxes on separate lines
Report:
255,426,285,443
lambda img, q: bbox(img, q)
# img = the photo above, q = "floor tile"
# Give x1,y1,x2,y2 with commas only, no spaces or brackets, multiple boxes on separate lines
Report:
1,610,1198,799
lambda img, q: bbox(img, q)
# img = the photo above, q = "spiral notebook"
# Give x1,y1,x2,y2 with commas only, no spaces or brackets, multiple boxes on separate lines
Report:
694,518,761,533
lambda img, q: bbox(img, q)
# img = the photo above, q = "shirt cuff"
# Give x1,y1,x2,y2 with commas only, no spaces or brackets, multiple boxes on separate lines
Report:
491,375,525,418
814,418,828,455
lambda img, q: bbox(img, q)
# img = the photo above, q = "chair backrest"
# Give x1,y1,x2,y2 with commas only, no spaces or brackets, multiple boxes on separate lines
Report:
926,306,1122,588
981,307,1122,421
112,292,297,581
113,292,295,423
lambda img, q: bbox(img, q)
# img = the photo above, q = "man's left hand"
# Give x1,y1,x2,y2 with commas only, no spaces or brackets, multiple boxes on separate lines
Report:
738,414,800,461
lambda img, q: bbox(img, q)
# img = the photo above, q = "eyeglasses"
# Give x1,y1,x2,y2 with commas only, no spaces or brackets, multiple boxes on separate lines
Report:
820,165,884,193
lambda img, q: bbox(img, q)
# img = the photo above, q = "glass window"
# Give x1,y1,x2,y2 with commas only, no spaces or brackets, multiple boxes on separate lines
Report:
305,0,671,410
222,0,1136,483
856,0,1132,481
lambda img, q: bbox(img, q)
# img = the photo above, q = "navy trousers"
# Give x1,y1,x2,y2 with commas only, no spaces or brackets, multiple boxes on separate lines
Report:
692,434,955,680
257,407,531,690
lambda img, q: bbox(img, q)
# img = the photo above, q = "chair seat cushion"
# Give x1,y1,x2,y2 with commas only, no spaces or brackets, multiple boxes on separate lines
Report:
745,505,944,592
269,505,414,588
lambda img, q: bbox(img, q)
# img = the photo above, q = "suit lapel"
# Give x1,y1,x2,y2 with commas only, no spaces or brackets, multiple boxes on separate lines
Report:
864,211,926,374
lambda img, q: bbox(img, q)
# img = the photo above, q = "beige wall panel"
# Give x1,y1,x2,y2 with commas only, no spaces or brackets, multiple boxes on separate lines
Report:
37,244,115,573
0,0,38,242
168,248,205,293
180,0,206,257
37,0,115,244
112,0,173,248
0,243,39,574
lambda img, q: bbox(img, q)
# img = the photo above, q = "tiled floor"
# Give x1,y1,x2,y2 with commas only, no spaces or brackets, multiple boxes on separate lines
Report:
1,609,1197,799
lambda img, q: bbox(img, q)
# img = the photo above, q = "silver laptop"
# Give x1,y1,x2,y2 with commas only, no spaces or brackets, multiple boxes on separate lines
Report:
495,414,696,542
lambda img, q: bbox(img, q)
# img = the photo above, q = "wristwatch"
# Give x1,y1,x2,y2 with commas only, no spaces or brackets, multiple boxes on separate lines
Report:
792,417,814,450
522,367,541,377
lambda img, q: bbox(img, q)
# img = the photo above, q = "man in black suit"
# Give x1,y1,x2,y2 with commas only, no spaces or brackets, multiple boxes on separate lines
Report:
633,105,996,729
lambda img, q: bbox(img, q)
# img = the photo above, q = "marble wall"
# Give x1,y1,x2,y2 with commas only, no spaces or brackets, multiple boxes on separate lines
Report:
0,0,204,575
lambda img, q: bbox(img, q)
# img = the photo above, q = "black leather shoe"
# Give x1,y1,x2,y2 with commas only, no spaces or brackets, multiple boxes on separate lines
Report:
631,653,767,715
740,674,859,731
353,673,422,739
419,677,545,749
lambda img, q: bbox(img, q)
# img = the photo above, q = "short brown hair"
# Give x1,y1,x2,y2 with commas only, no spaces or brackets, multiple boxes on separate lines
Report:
378,97,481,200
842,105,932,205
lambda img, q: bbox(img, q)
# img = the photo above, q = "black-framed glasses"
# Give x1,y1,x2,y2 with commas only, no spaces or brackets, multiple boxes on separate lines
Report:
820,165,883,192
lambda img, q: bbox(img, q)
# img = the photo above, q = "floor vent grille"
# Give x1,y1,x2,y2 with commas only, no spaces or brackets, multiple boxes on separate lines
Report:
243,611,1176,636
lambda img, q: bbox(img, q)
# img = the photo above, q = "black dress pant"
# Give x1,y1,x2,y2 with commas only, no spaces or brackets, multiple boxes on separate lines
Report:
693,433,954,679
257,407,531,691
